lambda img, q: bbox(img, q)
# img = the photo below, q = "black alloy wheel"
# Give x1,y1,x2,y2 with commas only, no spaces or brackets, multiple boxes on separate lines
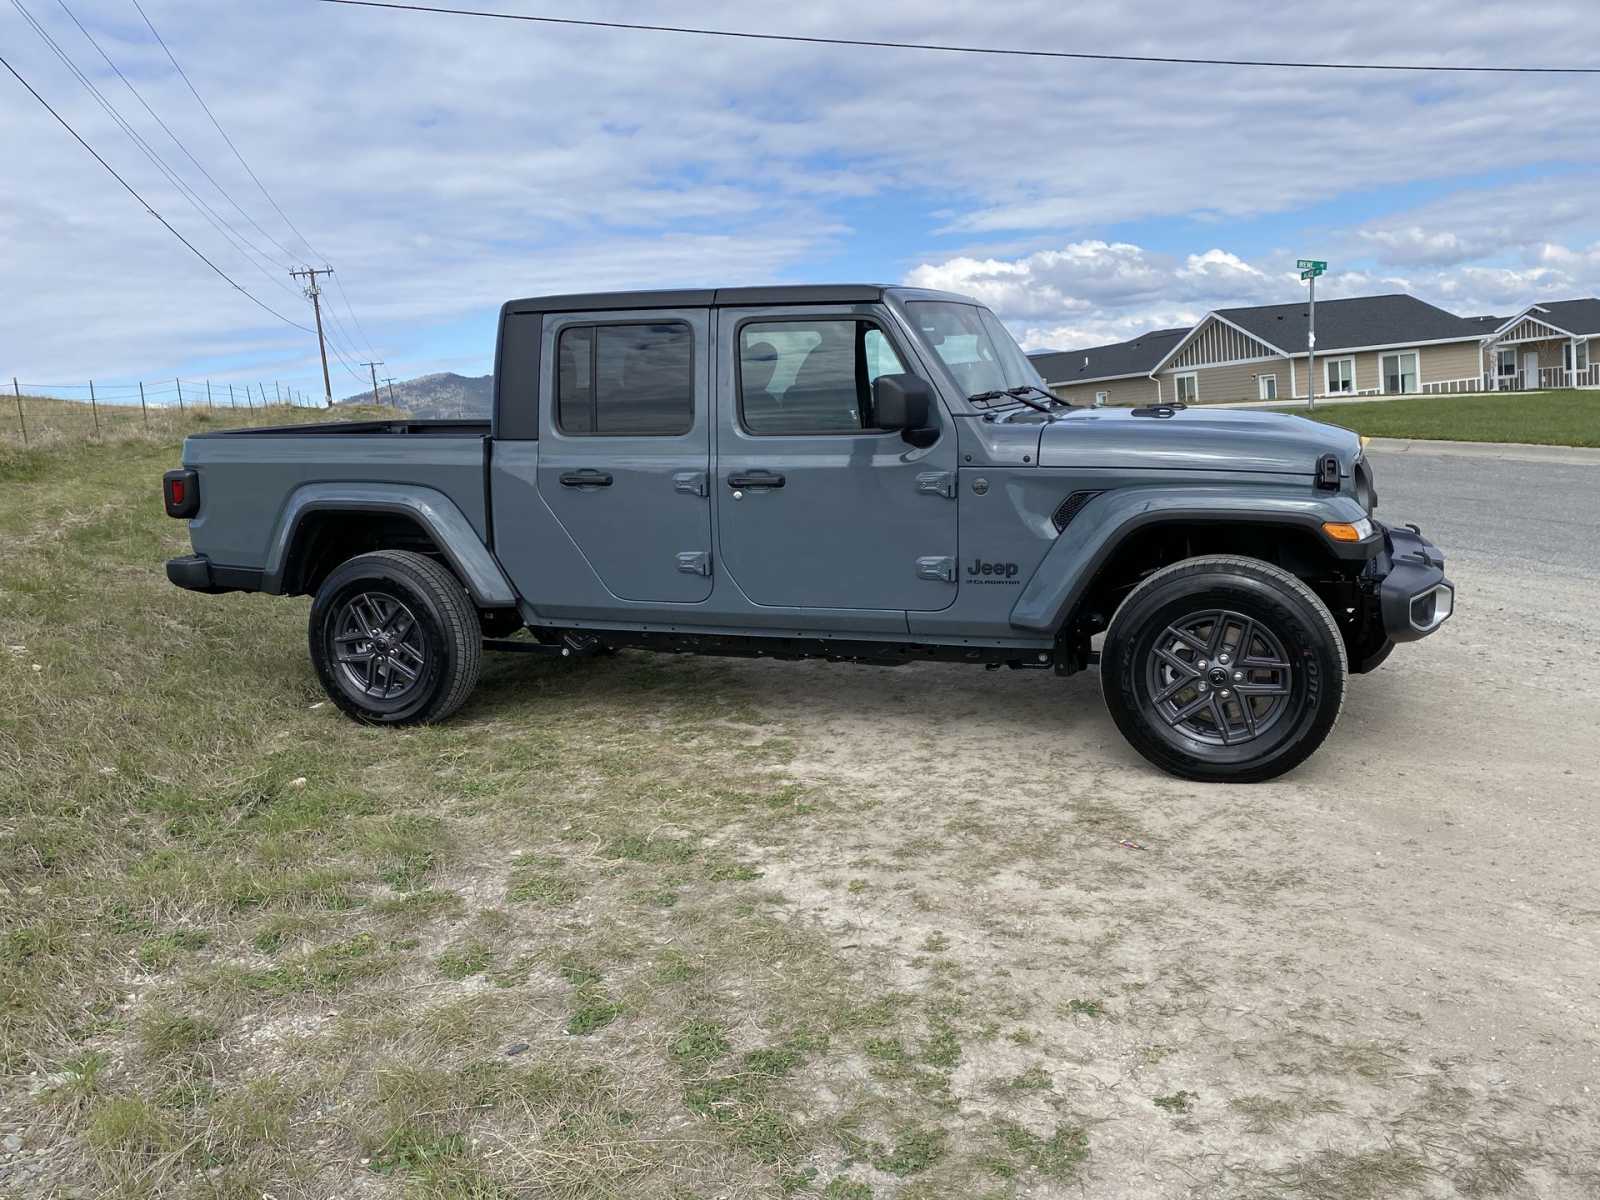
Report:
309,550,482,725
331,590,429,703
1101,555,1347,783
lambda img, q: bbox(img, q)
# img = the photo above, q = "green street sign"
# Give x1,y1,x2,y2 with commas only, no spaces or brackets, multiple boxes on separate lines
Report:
1301,269,1321,279
1297,259,1327,271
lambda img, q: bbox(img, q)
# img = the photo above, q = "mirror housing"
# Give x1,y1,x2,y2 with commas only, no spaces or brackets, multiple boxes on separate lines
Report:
872,373,934,436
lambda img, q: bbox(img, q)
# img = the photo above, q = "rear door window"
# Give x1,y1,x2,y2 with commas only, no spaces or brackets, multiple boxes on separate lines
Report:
557,322,693,435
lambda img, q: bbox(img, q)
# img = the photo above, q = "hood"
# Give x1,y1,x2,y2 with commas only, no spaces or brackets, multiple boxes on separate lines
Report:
1034,406,1361,476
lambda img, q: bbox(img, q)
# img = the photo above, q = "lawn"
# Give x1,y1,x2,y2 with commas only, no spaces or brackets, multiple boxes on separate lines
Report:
1269,388,1600,447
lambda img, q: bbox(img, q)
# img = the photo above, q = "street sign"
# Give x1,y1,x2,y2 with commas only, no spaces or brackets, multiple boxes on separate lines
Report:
1297,259,1327,271
1301,269,1319,279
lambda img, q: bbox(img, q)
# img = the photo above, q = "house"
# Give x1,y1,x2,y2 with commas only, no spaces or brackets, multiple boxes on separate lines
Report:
1032,294,1489,406
1146,294,1487,404
1481,299,1600,390
1028,328,1186,406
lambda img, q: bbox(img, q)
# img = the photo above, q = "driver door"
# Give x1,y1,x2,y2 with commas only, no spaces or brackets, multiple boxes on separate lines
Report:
713,306,958,612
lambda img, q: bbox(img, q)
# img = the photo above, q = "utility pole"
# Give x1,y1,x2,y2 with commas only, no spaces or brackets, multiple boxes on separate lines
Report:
383,376,397,406
361,360,384,407
290,266,336,406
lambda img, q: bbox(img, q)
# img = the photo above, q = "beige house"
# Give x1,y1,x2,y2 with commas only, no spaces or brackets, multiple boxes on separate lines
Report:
1481,300,1600,390
1147,294,1488,404
1031,294,1496,407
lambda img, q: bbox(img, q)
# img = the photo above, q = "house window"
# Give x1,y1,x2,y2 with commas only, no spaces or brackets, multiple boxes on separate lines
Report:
1563,341,1589,372
1175,373,1199,404
1257,374,1278,401
1380,351,1420,395
1496,348,1517,378
556,322,695,436
1326,358,1356,394
1094,390,1109,407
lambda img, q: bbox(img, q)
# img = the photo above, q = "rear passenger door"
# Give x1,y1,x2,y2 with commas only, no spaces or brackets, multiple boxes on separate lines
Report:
536,309,713,603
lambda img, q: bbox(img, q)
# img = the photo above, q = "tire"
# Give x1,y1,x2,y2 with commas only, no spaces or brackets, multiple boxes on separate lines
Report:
1100,555,1347,783
309,550,482,725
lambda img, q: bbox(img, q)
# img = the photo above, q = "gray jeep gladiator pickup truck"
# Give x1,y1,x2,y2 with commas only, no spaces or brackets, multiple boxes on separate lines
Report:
164,285,1453,782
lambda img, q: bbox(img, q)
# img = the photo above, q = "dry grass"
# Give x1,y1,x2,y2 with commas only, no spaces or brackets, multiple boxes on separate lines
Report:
0,416,1009,1197
1,410,1589,1198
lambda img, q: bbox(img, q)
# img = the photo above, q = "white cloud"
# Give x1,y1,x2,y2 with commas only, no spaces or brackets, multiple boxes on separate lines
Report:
3,0,1598,385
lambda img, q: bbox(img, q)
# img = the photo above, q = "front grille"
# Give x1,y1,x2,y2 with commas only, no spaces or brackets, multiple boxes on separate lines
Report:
1052,490,1102,533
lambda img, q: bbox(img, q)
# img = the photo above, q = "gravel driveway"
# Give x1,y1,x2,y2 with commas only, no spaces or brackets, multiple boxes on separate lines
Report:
728,447,1600,1196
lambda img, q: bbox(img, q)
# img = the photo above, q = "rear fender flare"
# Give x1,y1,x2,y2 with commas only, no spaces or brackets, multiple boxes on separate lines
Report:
1009,485,1371,635
263,482,519,607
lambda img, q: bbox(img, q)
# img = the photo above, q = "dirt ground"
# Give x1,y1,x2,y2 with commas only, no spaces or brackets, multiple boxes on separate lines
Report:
720,553,1600,1196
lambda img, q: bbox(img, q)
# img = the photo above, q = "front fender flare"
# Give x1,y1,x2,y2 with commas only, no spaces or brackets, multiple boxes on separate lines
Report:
263,482,520,608
1009,485,1372,634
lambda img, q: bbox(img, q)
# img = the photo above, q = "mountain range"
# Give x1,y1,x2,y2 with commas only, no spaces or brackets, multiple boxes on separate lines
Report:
338,372,492,418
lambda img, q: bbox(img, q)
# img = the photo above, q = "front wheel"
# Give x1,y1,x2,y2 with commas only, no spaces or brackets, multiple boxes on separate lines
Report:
309,550,482,725
1100,556,1347,783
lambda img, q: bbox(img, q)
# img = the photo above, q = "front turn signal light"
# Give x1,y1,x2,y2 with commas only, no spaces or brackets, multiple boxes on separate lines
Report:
1322,518,1373,543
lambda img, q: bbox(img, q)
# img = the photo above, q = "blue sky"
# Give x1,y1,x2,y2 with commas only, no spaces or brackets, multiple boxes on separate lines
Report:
3,1,1597,398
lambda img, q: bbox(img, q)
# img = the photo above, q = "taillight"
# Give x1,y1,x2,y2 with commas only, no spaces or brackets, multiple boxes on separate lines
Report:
163,468,199,518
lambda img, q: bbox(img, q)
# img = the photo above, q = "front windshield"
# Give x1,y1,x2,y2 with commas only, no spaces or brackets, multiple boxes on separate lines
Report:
904,300,1046,397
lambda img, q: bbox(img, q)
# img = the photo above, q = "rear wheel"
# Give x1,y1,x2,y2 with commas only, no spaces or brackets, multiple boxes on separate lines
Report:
1101,556,1346,782
309,550,482,725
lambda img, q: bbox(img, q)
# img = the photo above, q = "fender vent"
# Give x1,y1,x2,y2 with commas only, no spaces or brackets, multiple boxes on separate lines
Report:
1052,489,1102,533
1315,453,1341,490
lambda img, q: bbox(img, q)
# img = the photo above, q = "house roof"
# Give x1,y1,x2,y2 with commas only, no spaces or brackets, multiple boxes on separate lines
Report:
1213,293,1486,355
1522,298,1600,336
1028,327,1189,384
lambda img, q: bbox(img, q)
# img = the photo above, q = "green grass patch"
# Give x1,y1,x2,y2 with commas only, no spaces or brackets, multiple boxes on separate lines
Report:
1271,389,1600,447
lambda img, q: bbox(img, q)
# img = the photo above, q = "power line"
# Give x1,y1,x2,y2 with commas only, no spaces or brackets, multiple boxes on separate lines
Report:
53,0,303,266
316,0,1600,74
127,0,381,368
128,0,325,262
10,0,309,309
0,53,316,334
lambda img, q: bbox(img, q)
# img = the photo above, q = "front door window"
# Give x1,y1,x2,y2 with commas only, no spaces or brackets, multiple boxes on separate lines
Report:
1258,374,1277,401
1381,351,1419,394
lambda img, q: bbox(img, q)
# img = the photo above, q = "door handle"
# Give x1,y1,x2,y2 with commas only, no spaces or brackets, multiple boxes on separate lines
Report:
727,471,785,489
559,470,613,488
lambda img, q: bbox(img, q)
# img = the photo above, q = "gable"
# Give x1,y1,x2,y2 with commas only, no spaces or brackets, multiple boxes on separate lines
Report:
1164,316,1282,371
1498,314,1573,342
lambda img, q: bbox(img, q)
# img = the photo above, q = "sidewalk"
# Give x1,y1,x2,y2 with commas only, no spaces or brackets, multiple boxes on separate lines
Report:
1363,436,1600,466
1214,390,1534,411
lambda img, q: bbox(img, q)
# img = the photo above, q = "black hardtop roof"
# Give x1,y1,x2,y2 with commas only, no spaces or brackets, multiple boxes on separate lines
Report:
502,284,975,315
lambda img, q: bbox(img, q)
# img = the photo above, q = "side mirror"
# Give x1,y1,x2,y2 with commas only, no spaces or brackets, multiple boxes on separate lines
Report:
872,373,933,433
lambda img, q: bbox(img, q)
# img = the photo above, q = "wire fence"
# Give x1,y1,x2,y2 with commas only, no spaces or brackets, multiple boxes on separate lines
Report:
2,376,361,448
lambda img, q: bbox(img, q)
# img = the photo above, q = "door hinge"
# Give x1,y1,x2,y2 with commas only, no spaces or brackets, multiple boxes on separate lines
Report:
673,470,709,497
916,470,957,499
916,555,956,583
676,551,712,577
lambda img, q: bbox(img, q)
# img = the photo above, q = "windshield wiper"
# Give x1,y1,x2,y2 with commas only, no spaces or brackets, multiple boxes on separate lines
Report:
969,388,1052,414
1006,384,1072,409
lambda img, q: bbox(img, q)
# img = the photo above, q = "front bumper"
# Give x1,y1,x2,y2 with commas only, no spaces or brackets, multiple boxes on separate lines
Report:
166,554,264,595
1374,524,1454,643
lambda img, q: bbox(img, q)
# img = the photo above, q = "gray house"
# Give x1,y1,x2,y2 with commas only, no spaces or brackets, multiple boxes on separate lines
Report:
1028,328,1186,406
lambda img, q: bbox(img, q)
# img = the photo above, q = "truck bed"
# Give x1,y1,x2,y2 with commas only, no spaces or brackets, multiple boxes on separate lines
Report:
190,418,491,438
